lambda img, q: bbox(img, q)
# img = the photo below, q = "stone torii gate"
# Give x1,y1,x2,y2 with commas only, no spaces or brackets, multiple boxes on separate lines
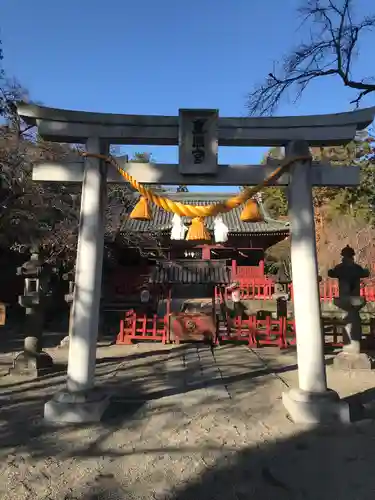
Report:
16,103,375,424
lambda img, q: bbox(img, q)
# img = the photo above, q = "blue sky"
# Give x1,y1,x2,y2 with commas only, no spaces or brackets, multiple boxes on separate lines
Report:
2,0,374,192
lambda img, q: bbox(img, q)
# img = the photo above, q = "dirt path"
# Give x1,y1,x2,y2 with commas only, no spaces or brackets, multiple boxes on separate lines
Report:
1,344,375,499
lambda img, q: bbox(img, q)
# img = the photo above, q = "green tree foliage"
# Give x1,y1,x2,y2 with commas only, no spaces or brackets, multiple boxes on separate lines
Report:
260,135,375,222
239,146,288,218
0,44,83,262
0,45,176,265
132,152,152,163
260,147,288,218
0,122,82,261
311,135,375,222
0,72,164,262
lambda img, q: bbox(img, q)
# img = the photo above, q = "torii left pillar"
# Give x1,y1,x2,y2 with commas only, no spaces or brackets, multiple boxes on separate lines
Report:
44,138,110,423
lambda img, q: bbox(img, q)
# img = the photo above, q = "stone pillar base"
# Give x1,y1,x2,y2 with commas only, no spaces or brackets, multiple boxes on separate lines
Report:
59,336,70,348
9,350,54,378
59,337,111,348
333,351,375,371
44,388,110,423
282,388,351,424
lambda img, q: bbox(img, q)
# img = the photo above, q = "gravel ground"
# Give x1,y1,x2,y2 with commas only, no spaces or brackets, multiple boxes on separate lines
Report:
1,343,375,500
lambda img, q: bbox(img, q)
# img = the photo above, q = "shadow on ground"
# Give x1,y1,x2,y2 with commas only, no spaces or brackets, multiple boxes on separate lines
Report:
0,347,181,455
58,413,375,500
1,344,375,499
170,417,375,500
0,343,350,460
0,345,279,457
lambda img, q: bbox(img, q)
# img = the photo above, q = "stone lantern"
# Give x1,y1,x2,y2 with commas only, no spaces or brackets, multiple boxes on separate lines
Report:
10,247,53,377
328,245,373,370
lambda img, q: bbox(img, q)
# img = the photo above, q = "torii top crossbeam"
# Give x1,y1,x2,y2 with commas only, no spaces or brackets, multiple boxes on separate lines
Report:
16,102,375,147
17,103,375,187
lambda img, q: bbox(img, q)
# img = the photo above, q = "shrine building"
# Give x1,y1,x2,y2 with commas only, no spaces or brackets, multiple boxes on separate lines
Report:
105,192,289,304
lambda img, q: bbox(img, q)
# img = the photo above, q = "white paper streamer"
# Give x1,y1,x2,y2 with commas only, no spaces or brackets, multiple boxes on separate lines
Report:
170,214,187,240
213,216,229,243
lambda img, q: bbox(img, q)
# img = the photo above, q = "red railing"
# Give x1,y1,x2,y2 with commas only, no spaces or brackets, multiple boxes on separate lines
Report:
217,316,291,348
234,265,265,280
216,279,375,302
215,281,275,302
217,315,375,349
117,312,167,344
116,311,375,349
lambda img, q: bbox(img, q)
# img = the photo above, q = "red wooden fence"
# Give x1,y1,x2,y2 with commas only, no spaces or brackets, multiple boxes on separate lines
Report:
217,316,293,348
234,265,265,280
117,312,167,344
216,279,375,302
216,315,375,349
116,311,375,349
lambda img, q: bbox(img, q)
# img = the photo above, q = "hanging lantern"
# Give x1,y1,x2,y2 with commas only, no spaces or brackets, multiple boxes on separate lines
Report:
129,196,152,221
186,217,211,241
170,214,187,240
213,216,229,243
240,199,264,222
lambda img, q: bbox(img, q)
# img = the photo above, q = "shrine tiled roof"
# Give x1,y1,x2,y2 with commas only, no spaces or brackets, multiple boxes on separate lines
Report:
150,259,231,285
122,193,289,235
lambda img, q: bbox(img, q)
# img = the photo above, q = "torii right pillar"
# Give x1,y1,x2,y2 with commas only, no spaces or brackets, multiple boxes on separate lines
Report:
282,141,351,424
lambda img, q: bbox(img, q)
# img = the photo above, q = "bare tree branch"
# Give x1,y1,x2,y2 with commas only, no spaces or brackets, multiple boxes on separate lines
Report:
247,0,375,116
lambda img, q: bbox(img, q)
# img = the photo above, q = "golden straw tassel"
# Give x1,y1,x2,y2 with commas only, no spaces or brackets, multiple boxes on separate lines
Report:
186,217,211,241
240,199,264,222
129,196,152,221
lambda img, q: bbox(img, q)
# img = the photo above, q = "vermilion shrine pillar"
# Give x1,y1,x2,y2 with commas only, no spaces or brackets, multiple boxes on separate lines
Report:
202,246,211,260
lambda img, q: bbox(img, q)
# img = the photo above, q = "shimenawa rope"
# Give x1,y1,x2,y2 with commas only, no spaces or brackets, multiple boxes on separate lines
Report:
80,152,312,217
